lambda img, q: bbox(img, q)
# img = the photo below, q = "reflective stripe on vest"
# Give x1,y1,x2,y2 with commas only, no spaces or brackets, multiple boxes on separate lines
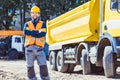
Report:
25,21,45,48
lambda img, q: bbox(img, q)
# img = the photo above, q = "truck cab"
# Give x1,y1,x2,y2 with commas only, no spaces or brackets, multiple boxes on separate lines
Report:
11,35,24,53
8,35,25,59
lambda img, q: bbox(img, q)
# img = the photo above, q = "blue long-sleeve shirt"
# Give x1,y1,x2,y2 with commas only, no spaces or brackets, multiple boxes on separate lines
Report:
23,19,46,38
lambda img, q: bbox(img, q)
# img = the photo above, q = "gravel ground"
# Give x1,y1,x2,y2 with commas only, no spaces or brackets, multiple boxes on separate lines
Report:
0,60,120,80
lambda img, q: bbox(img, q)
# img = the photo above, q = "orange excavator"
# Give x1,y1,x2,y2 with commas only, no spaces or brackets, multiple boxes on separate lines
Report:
0,30,24,38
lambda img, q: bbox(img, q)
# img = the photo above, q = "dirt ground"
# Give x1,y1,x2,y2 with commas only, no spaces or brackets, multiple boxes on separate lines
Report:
0,60,120,80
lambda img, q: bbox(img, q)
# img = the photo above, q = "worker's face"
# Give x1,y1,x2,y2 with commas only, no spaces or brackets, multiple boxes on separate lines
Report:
30,12,40,19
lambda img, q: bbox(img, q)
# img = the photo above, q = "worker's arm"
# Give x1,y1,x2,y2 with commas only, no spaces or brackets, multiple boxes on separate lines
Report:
35,22,47,38
23,22,39,37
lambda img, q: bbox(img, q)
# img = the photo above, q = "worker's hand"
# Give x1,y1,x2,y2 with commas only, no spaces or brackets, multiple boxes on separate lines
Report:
39,28,46,33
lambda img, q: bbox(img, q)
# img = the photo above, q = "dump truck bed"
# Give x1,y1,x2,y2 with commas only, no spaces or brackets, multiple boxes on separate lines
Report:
47,1,99,45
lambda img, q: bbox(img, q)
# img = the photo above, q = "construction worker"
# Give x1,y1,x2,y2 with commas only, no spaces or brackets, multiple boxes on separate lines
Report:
23,6,50,80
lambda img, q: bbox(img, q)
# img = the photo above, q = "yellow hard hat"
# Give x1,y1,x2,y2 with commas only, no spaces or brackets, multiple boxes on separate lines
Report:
31,6,40,13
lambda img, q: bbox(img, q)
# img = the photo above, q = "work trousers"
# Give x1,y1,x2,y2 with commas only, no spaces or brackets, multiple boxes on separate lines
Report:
25,45,50,80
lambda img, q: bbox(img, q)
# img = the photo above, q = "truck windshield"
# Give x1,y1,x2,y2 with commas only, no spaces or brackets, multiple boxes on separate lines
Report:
111,0,118,10
15,37,21,43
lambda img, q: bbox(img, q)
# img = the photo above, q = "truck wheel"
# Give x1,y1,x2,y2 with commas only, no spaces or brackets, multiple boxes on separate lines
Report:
56,51,68,73
8,49,18,60
81,49,91,75
103,46,116,78
49,51,57,70
67,64,75,73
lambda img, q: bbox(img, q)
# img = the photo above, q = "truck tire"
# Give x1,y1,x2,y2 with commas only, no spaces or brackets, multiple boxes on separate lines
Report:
49,51,57,70
81,49,91,74
67,64,75,73
8,49,18,60
103,46,116,78
56,51,68,73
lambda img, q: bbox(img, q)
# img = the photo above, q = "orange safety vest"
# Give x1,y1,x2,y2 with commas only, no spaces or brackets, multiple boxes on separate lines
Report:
25,21,45,48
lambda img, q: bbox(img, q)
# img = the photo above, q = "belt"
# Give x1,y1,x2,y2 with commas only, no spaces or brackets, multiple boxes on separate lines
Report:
26,44,35,47
26,45,43,48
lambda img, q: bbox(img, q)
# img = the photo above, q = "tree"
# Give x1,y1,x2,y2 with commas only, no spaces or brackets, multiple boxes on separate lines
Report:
0,0,89,30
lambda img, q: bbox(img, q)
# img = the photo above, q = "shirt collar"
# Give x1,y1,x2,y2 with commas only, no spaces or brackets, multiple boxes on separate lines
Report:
32,18,39,23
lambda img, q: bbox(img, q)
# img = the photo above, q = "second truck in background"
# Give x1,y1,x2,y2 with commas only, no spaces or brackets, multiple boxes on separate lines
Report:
0,30,24,59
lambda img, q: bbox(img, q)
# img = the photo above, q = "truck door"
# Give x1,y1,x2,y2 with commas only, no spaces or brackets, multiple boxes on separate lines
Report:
12,36,23,52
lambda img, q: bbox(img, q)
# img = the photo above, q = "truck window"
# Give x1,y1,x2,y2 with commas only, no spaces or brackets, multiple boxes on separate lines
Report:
111,0,118,10
15,37,21,43
22,37,25,43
